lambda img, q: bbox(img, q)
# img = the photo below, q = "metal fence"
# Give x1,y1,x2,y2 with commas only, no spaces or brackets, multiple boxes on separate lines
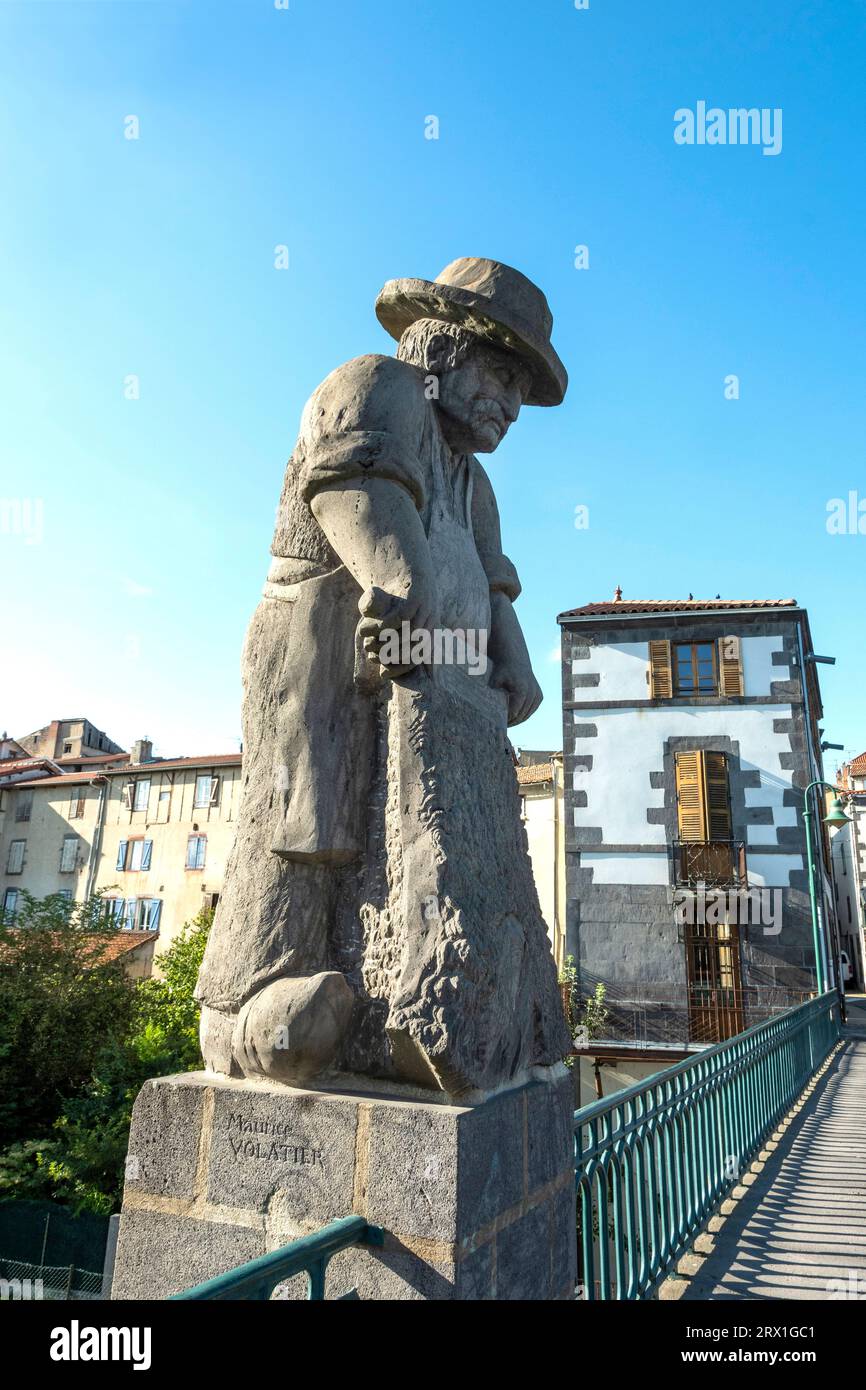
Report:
0,1257,103,1300
573,990,842,1300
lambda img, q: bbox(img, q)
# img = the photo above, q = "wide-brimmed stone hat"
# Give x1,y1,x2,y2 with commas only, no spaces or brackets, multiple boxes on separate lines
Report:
375,257,568,406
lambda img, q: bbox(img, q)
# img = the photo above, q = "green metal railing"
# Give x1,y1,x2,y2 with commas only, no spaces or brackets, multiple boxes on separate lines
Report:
170,1216,384,1301
573,991,842,1301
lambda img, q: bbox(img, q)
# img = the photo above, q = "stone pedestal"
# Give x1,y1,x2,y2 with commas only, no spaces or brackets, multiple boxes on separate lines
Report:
111,1067,576,1301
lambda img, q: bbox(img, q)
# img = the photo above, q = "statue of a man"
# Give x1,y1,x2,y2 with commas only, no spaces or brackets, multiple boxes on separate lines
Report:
196,258,572,1097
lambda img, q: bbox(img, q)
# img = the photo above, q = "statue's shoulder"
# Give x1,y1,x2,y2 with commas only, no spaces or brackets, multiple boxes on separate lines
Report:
300,354,428,441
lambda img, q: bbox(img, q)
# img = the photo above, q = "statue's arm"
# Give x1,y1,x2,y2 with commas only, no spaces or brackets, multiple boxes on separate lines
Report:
311,478,437,658
471,461,542,726
296,357,439,666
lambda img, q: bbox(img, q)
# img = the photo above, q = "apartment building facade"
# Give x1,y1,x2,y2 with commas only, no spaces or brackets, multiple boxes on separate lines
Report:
0,748,242,958
516,751,567,968
558,596,838,1044
831,753,866,991
15,717,124,762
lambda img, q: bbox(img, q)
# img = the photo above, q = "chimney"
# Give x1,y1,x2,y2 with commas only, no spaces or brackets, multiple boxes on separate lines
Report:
131,737,153,764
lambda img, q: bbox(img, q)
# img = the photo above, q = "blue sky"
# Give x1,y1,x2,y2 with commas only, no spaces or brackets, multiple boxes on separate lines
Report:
1,0,865,764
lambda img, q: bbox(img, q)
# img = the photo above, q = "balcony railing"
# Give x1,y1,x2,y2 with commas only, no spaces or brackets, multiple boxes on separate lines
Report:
573,976,813,1048
671,839,747,889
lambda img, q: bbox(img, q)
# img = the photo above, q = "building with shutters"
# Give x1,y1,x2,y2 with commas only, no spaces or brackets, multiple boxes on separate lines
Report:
557,595,839,1046
831,753,866,991
0,745,242,963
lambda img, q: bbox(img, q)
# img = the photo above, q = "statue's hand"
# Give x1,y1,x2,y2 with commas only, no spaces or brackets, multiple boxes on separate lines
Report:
491,661,543,726
357,578,437,674
488,592,543,725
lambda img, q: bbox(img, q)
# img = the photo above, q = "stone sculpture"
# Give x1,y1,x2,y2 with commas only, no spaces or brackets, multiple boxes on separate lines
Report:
195,257,572,1097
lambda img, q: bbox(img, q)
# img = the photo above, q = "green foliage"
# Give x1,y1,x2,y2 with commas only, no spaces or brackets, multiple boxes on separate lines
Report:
0,892,136,1145
558,953,578,987
579,982,610,1041
0,901,212,1214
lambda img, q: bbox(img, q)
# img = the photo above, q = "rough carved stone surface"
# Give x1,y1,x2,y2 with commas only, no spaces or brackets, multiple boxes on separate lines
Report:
194,257,571,1096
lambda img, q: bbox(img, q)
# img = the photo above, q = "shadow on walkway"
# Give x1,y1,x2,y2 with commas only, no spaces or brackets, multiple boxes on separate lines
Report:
679,1033,866,1300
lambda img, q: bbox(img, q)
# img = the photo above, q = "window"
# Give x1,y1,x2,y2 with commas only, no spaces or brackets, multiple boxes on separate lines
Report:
673,751,742,887
136,898,162,932
60,835,79,873
675,750,732,841
108,897,162,931
133,779,150,812
59,888,73,903
186,834,207,870
674,642,717,695
194,774,219,809
116,838,153,872
104,898,125,927
69,788,85,819
6,840,25,874
648,637,744,698
15,792,32,822
3,889,18,920
63,741,72,755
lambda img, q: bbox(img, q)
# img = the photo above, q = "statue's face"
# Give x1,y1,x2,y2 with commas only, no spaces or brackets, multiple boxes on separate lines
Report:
435,341,532,454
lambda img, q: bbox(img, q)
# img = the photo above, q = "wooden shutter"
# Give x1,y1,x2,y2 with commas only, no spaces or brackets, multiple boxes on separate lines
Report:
675,751,732,842
675,752,706,841
649,640,673,698
703,752,732,839
718,636,744,697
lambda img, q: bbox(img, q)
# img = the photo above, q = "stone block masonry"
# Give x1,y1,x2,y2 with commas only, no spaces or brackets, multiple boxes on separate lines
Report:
111,1068,576,1301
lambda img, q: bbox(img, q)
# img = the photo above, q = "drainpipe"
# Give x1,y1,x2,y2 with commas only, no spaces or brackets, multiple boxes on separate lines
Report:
85,775,109,902
553,752,564,970
795,623,833,993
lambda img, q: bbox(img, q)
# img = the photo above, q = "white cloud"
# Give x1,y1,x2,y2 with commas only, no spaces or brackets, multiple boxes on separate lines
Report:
120,576,154,597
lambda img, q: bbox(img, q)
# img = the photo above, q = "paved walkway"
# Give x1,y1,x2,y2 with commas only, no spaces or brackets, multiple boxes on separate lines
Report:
675,1007,866,1301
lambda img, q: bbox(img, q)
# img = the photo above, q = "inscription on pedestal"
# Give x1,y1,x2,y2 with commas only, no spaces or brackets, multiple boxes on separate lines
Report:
226,1113,324,1165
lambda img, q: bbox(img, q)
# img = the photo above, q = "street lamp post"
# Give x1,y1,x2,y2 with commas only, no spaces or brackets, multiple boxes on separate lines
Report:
802,780,851,997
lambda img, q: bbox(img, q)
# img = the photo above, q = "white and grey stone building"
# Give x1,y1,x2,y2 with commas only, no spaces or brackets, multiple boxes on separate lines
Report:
558,596,838,1043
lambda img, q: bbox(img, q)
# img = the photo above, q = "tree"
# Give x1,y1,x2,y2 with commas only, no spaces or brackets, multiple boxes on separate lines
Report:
0,900,212,1214
31,909,212,1213
0,893,135,1146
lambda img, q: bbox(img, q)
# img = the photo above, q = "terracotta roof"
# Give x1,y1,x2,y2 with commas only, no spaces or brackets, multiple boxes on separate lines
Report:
0,756,63,780
0,930,156,965
10,752,243,791
107,753,242,774
559,599,799,620
517,762,554,785
54,752,130,766
92,931,158,963
839,756,866,789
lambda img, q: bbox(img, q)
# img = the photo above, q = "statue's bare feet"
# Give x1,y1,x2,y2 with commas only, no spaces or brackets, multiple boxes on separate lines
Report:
231,972,354,1085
